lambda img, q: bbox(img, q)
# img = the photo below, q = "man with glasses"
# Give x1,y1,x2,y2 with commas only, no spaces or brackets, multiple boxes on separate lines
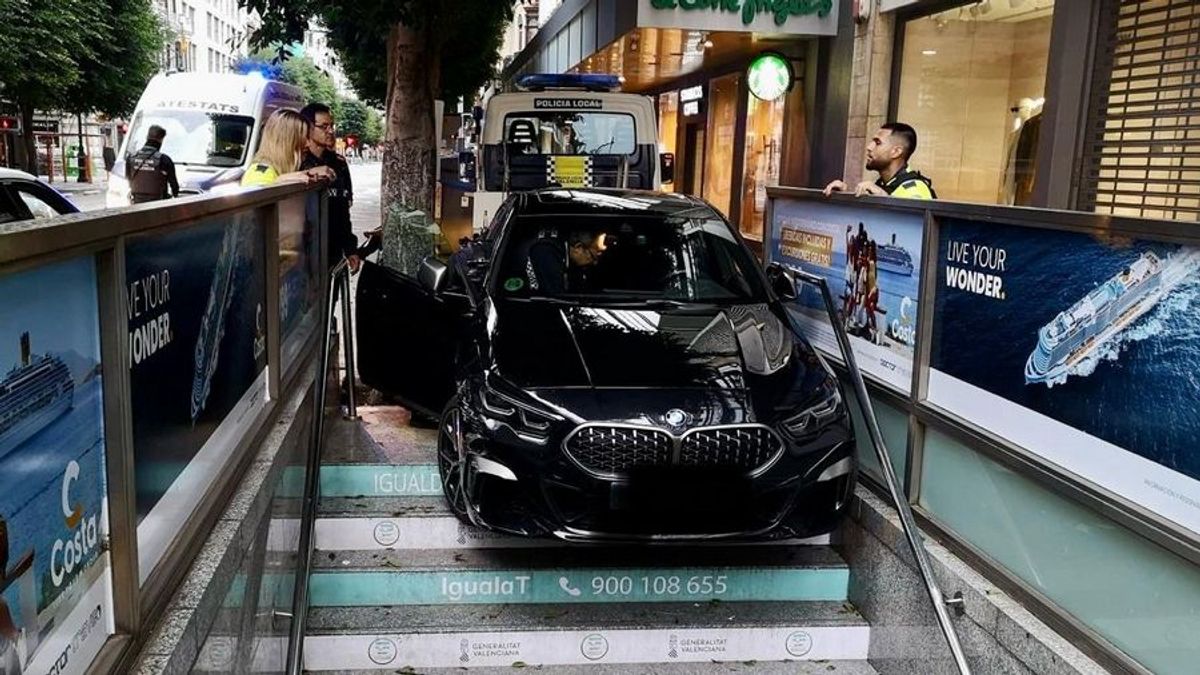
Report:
522,229,605,295
300,103,360,272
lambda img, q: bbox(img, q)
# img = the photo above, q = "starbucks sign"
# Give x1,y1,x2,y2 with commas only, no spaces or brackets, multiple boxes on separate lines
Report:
747,52,793,101
645,0,835,32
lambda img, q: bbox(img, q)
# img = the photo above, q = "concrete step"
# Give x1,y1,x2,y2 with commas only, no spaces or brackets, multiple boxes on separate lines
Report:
312,495,832,550
303,662,880,675
304,601,870,670
306,545,848,607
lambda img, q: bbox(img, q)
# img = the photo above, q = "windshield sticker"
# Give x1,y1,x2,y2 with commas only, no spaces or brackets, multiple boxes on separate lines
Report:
504,277,525,292
534,98,603,110
549,156,592,188
152,100,241,113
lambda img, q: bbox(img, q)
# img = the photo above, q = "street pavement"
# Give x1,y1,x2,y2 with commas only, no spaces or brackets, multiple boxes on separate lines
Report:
45,175,108,212
60,160,383,219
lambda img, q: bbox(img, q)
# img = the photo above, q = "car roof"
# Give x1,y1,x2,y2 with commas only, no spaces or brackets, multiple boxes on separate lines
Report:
0,167,38,182
516,188,719,219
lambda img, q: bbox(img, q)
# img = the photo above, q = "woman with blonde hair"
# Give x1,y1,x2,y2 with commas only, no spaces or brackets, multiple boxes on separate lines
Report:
242,109,333,186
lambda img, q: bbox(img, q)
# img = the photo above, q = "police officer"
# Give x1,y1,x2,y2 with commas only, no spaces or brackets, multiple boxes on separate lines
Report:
127,125,180,203
299,103,359,271
823,122,936,200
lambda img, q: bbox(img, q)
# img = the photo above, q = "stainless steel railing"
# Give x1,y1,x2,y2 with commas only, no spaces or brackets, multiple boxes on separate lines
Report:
285,258,358,674
795,268,972,675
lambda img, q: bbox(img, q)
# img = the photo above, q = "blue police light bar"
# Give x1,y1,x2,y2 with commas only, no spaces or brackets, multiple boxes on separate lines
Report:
516,73,622,92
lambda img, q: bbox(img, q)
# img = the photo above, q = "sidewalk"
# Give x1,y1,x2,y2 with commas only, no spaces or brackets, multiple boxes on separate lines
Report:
38,175,107,195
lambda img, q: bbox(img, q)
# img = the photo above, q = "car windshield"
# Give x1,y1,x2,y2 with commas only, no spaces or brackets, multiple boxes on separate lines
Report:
495,211,768,303
126,110,254,167
503,112,636,156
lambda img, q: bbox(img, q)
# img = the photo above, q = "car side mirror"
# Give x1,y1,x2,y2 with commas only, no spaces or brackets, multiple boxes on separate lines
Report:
418,256,449,294
659,152,675,185
765,262,798,301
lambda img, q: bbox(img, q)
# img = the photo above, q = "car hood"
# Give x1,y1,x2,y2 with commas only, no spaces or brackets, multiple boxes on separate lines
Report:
488,300,800,390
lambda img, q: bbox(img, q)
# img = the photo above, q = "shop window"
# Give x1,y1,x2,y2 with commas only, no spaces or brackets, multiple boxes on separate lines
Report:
740,93,785,240
704,73,740,219
658,92,678,193
896,1,1055,205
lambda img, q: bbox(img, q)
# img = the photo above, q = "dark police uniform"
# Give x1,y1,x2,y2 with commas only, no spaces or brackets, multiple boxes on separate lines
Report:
127,140,180,203
300,148,357,264
876,165,936,199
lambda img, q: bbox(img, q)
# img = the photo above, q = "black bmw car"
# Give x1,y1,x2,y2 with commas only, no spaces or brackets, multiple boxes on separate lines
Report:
356,188,855,541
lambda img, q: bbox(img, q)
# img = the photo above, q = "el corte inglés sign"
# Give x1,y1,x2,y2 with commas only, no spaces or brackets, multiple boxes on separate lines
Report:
645,0,835,32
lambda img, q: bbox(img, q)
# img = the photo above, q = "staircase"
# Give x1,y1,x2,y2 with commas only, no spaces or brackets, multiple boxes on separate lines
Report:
303,407,876,673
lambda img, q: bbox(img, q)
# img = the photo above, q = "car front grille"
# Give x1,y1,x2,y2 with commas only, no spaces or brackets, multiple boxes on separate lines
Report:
679,427,782,471
564,424,784,478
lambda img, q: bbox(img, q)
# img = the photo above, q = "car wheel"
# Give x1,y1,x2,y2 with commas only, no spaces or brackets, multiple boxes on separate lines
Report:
437,399,472,524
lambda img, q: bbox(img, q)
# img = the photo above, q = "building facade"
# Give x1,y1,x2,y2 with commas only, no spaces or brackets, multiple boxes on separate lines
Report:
505,0,1199,229
501,0,842,247
153,0,256,74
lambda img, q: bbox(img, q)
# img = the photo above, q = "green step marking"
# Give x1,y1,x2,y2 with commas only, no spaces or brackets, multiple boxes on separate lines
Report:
280,464,442,498
309,567,847,606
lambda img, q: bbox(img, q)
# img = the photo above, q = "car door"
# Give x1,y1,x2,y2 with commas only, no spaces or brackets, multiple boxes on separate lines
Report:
355,259,467,417
8,180,78,218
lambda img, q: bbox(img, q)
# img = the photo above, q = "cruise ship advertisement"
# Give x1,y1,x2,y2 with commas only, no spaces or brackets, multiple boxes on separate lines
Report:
769,198,925,392
0,257,114,675
125,213,268,566
928,217,1200,535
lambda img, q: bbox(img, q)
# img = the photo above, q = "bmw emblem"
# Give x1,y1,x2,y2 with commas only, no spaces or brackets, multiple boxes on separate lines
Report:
664,409,690,430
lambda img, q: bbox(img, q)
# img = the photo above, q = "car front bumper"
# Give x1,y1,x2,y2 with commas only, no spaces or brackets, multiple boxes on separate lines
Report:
458,407,856,542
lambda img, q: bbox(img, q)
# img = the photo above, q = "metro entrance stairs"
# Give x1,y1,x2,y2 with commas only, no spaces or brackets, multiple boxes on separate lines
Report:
305,407,877,673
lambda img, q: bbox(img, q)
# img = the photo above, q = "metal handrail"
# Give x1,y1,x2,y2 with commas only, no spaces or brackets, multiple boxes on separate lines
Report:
795,269,972,675
285,259,358,674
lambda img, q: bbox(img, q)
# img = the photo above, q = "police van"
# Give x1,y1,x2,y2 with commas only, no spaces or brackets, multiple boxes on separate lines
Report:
107,71,306,206
470,74,673,230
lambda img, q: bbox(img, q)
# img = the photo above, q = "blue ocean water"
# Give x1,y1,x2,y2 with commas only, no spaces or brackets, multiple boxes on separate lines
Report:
0,377,106,618
931,220,1200,484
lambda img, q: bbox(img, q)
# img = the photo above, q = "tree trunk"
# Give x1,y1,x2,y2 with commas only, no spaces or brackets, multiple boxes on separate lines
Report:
380,21,439,225
19,103,37,175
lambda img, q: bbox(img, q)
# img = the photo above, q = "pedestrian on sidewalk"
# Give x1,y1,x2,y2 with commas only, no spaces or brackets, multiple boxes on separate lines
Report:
241,110,334,188
823,122,936,200
299,103,361,273
127,125,180,204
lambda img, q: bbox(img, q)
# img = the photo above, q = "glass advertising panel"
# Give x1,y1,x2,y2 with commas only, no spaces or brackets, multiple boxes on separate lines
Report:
0,257,114,675
769,198,926,392
279,193,321,358
126,211,269,581
928,217,1200,536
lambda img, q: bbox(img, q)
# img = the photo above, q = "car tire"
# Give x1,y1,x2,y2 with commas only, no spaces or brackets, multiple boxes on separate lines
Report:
436,397,473,525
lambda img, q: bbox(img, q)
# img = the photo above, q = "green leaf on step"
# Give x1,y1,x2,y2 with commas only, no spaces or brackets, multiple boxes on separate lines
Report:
511,661,528,668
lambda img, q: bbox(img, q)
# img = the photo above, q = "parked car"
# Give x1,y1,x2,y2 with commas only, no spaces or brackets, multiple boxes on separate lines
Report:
0,168,79,223
357,188,856,542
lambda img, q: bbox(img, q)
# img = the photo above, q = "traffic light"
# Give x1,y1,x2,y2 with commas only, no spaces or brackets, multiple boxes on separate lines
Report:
0,116,18,132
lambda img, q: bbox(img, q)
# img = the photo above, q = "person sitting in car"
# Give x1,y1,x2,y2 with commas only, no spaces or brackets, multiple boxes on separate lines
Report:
522,229,604,294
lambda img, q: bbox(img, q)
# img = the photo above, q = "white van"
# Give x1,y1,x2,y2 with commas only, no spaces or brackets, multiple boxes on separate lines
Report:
107,71,306,207
470,74,673,230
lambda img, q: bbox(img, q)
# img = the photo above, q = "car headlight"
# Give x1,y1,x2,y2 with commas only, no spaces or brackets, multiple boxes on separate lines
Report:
477,376,561,443
780,382,843,440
